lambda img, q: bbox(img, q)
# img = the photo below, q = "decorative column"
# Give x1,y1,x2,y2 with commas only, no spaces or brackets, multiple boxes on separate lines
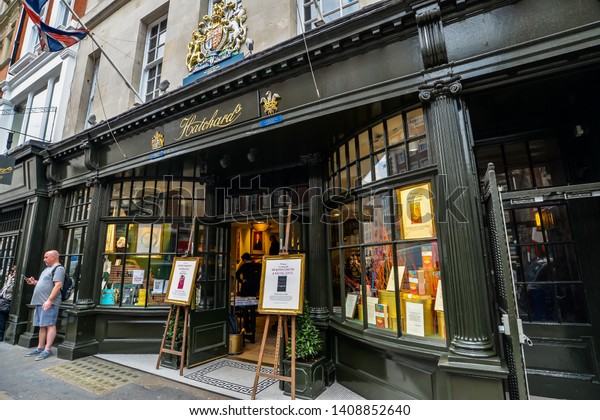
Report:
420,76,497,361
413,0,505,398
301,153,329,324
57,175,109,360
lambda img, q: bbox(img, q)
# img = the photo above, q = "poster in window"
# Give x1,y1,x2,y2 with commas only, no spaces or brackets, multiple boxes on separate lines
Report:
258,254,305,315
165,257,200,306
398,182,435,239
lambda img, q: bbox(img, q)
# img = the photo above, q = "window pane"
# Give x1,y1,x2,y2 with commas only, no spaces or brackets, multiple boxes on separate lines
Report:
348,138,356,162
342,202,360,245
395,241,442,338
357,131,370,159
121,256,149,307
360,158,372,185
388,145,407,175
339,144,347,167
387,114,404,146
371,123,385,152
407,108,425,138
395,183,435,240
362,193,392,244
373,151,388,181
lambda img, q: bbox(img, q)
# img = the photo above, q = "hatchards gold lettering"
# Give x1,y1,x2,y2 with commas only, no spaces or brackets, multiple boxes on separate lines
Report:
176,104,243,140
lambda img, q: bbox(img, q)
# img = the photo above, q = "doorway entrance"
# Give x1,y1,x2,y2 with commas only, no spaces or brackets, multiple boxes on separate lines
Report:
228,221,281,365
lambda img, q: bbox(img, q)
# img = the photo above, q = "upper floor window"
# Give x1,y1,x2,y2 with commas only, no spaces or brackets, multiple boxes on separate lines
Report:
141,16,167,102
54,0,73,28
26,3,48,53
12,77,61,145
298,0,360,32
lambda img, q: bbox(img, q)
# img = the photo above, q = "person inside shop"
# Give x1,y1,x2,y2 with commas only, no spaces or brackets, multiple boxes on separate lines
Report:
269,235,280,256
0,265,16,341
236,253,262,297
23,250,65,361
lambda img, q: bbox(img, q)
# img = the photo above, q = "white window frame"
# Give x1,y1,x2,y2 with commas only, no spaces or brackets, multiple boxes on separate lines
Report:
54,0,74,28
297,0,360,33
26,3,49,53
140,16,167,102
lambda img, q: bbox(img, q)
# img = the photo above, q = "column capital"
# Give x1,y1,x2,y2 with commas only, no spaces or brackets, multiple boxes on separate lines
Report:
419,75,462,102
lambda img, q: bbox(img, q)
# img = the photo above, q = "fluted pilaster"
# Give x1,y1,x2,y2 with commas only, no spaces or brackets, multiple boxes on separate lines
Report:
420,75,496,360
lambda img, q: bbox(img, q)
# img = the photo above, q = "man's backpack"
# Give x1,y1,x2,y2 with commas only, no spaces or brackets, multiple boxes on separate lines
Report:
51,264,73,301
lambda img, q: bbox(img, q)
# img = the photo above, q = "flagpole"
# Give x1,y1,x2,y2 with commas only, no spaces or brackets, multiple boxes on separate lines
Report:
58,0,144,103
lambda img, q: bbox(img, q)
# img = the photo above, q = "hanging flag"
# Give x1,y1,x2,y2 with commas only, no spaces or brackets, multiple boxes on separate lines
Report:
38,22,87,52
22,0,87,52
22,0,47,15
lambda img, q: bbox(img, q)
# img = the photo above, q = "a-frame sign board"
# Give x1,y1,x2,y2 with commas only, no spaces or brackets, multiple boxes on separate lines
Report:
251,204,305,399
251,314,296,399
155,257,200,376
156,304,189,376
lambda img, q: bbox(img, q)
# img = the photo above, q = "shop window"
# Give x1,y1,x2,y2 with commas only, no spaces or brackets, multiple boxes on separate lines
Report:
505,205,589,323
329,107,430,194
60,187,93,302
109,178,205,218
0,208,22,288
329,181,445,340
141,16,167,102
101,222,191,307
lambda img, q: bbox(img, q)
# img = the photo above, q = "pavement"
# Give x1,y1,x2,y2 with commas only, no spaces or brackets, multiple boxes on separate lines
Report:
0,340,364,401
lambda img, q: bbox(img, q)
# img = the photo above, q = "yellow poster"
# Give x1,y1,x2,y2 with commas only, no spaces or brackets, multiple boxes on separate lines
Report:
398,182,435,239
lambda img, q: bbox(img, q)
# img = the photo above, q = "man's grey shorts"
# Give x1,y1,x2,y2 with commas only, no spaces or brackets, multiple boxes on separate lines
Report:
33,305,59,327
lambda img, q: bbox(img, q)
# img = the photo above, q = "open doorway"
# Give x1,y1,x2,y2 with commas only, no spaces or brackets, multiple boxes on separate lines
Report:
228,221,281,365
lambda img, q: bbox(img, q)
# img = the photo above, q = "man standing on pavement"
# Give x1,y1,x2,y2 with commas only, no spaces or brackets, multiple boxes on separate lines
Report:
23,250,64,361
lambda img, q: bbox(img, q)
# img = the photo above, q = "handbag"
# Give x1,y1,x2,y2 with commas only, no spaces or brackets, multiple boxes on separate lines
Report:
0,296,10,313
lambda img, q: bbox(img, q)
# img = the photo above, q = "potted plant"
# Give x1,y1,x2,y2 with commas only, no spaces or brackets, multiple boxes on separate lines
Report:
160,310,185,369
282,300,327,399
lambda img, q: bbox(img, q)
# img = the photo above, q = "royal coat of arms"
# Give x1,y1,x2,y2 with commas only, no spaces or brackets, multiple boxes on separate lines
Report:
186,1,250,72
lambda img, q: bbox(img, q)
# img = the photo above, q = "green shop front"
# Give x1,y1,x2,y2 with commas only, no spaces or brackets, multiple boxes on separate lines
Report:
9,0,600,400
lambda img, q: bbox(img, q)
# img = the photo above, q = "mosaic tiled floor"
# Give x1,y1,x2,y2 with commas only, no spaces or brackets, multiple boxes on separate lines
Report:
185,359,278,395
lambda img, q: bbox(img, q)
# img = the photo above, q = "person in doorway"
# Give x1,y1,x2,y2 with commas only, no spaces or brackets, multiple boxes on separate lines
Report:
269,235,280,256
235,253,262,297
0,265,16,341
23,250,65,361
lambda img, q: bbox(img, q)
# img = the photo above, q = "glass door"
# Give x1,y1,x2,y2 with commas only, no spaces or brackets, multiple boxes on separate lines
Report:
187,220,230,367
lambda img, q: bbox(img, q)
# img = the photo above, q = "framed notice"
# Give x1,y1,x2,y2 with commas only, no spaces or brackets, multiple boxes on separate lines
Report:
258,254,305,315
345,293,359,319
165,257,200,305
398,182,435,239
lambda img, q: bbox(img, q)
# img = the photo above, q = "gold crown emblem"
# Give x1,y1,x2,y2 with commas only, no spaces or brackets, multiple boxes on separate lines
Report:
260,91,281,115
151,131,165,150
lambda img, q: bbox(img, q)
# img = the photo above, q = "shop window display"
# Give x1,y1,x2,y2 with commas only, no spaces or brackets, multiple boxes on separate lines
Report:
331,184,443,339
328,107,443,340
101,223,191,307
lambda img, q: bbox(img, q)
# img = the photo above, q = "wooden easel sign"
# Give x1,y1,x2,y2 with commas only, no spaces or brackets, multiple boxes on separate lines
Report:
164,257,200,306
156,257,199,376
251,254,305,400
258,254,305,315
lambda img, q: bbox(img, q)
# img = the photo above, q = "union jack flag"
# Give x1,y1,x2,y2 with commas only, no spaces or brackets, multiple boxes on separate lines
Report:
22,0,87,52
